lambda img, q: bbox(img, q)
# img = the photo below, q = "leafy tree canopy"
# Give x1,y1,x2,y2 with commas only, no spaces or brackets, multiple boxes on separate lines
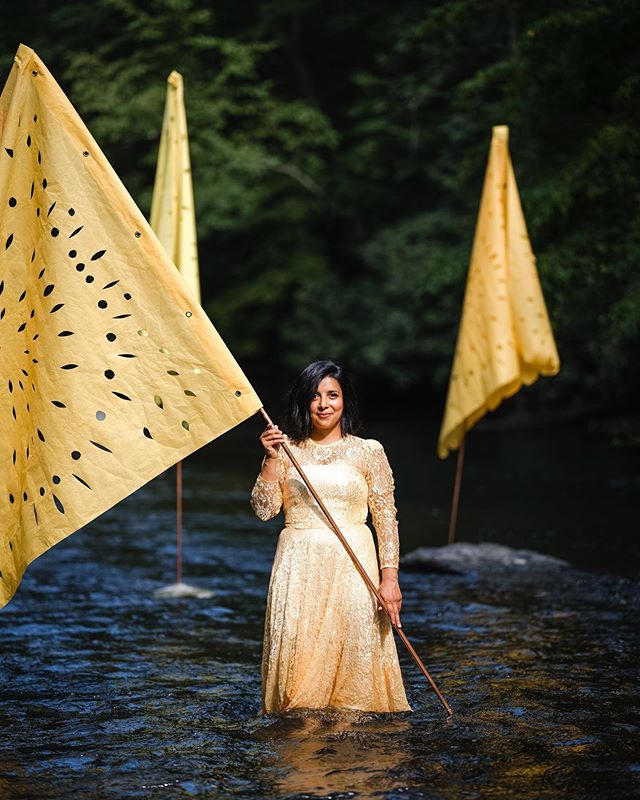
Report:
1,0,638,414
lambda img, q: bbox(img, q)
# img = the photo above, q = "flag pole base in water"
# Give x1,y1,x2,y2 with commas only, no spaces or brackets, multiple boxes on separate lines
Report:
154,581,213,599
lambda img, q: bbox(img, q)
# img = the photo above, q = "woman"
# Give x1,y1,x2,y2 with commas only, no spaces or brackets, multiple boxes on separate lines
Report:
251,360,411,714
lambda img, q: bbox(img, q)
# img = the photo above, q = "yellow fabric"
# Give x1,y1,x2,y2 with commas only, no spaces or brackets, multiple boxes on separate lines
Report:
0,45,262,608
251,436,411,714
437,126,560,459
150,71,200,304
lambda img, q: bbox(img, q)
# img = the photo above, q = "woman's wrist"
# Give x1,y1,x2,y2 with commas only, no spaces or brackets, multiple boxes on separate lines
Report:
259,455,279,481
380,567,399,581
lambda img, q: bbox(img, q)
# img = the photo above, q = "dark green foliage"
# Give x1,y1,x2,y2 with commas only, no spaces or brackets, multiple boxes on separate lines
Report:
1,0,638,413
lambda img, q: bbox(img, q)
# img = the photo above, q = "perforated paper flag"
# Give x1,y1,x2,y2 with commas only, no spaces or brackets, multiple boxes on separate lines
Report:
150,70,200,303
438,126,559,459
0,45,262,608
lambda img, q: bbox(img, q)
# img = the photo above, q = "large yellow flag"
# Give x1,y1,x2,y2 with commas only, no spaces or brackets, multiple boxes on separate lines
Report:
438,126,559,459
0,45,262,608
150,71,200,302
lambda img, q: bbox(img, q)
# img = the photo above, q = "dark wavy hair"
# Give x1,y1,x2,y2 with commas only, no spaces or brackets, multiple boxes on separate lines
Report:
284,360,362,442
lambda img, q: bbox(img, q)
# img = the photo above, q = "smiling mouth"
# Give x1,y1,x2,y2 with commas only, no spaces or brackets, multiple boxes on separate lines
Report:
316,413,332,418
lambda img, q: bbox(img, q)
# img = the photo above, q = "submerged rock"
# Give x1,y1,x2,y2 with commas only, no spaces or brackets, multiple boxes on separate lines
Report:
400,541,570,576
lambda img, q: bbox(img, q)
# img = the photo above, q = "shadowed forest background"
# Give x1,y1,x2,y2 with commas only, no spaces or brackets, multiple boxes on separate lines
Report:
2,0,639,423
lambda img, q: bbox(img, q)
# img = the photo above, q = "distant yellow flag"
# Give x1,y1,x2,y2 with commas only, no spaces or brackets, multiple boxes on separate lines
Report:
438,126,559,459
150,71,200,303
0,45,262,608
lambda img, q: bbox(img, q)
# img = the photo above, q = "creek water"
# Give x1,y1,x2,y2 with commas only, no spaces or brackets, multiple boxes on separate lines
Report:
1,419,638,799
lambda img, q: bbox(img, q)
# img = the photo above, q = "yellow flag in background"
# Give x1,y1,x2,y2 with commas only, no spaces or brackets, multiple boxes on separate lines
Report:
437,126,560,459
150,71,200,303
0,45,262,608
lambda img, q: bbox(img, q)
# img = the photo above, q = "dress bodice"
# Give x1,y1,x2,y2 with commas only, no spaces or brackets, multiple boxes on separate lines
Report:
284,463,369,528
250,435,400,569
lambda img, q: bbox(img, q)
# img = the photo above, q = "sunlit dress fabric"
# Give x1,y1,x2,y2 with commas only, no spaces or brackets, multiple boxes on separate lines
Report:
251,435,411,714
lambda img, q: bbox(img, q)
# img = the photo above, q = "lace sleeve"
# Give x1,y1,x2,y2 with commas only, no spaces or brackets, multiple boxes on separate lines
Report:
250,453,285,521
364,440,400,569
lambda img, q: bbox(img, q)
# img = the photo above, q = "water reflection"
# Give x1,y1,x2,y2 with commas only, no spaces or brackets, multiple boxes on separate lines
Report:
260,710,412,798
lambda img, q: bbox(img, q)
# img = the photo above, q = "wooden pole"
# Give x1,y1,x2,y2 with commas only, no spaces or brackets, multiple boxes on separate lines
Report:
176,459,183,584
259,408,453,718
447,430,466,545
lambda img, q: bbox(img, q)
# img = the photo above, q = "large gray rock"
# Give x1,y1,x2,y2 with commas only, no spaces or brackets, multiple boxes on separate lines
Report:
400,541,570,575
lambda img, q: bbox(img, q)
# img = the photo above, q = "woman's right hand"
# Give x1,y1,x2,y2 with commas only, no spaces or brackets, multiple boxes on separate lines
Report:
260,424,287,460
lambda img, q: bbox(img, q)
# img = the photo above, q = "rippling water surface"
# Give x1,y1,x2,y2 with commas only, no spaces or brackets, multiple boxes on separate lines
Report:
1,422,638,799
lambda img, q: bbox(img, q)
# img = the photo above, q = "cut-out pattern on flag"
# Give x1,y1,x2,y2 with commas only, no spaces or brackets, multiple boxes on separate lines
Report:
0,45,261,608
438,126,560,459
150,70,200,303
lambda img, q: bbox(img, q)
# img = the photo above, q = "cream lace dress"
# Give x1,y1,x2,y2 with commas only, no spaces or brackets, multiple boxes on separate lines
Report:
251,434,412,714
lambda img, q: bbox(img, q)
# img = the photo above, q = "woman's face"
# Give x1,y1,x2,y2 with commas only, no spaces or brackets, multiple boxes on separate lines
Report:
309,376,344,434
